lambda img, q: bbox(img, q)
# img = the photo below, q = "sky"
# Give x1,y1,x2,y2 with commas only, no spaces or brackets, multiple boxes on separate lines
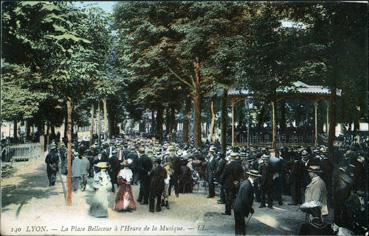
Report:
73,2,306,29
73,1,116,13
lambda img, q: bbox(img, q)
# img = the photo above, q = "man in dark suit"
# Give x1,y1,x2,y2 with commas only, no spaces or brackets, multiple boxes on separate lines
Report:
206,146,217,198
149,158,167,212
222,152,244,215
137,147,153,204
168,146,181,197
108,149,120,193
45,143,59,186
289,157,304,205
216,153,227,204
234,169,261,235
259,154,274,208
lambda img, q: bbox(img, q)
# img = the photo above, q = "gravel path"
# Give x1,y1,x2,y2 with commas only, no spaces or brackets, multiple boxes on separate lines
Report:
1,157,305,235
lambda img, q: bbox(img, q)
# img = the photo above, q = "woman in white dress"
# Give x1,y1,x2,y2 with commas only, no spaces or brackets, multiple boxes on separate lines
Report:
114,160,136,211
89,162,112,218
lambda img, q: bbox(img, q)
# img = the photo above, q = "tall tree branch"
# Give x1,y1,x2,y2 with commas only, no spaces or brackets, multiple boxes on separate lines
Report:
168,66,194,89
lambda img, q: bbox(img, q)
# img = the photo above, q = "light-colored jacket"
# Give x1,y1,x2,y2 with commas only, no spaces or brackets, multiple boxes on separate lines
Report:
72,157,90,177
72,158,81,177
79,157,90,175
304,176,328,215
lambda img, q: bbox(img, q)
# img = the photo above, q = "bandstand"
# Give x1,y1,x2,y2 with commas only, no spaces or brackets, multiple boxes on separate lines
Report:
221,81,342,148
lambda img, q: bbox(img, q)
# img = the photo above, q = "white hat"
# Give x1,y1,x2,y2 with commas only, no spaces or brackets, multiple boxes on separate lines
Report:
230,152,239,159
357,156,365,163
261,154,270,159
301,150,309,156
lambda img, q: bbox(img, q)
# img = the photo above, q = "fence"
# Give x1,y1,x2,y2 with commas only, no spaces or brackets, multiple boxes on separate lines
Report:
234,132,314,147
1,143,42,162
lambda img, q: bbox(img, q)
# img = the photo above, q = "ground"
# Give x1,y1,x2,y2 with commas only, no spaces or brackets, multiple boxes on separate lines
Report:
1,156,306,236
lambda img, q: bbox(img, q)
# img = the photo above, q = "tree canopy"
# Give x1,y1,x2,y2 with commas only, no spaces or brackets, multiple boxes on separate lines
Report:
1,1,367,145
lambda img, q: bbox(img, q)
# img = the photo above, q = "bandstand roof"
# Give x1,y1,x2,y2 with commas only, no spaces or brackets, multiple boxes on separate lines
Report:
223,81,342,99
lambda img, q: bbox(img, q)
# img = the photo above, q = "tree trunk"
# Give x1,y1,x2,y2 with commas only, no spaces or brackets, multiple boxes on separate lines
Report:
183,97,191,144
13,119,18,141
97,100,102,145
328,87,337,161
280,101,286,132
90,103,95,145
64,115,68,144
139,120,146,133
107,102,116,138
71,115,75,143
231,99,235,147
103,98,109,141
26,120,31,140
46,121,50,146
164,108,171,139
156,105,164,143
66,97,73,206
193,58,202,148
209,96,216,143
37,122,45,150
354,121,360,143
318,103,324,133
51,125,55,143
271,101,277,151
193,95,202,148
221,88,228,156
170,106,176,141
151,110,155,134
354,116,360,136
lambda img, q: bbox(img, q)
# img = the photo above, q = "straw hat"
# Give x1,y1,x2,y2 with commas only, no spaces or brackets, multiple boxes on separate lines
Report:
246,169,261,177
357,156,365,163
306,165,322,173
95,162,108,169
168,145,175,152
138,147,145,153
230,152,239,160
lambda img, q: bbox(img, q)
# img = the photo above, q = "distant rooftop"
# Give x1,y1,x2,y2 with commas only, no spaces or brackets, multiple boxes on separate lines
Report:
222,81,342,98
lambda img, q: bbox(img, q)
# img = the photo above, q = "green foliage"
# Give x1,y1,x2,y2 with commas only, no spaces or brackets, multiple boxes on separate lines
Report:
2,2,114,127
2,63,48,120
2,1,366,132
284,2,368,121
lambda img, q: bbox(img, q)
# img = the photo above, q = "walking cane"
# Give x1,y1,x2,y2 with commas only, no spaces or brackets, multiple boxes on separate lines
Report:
245,212,253,235
246,213,253,225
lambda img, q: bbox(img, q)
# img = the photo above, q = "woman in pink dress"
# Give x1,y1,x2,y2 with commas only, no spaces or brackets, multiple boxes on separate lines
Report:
114,160,136,212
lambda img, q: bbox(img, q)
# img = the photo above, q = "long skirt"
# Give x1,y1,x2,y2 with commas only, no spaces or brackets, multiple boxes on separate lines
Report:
89,187,109,218
114,180,136,211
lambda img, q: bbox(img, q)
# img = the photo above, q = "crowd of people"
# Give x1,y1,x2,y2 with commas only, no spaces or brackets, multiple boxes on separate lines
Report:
44,133,368,235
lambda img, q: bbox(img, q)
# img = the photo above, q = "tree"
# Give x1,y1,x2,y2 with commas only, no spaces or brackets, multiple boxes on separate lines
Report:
284,2,367,157
2,1,115,205
113,2,187,142
232,3,300,150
